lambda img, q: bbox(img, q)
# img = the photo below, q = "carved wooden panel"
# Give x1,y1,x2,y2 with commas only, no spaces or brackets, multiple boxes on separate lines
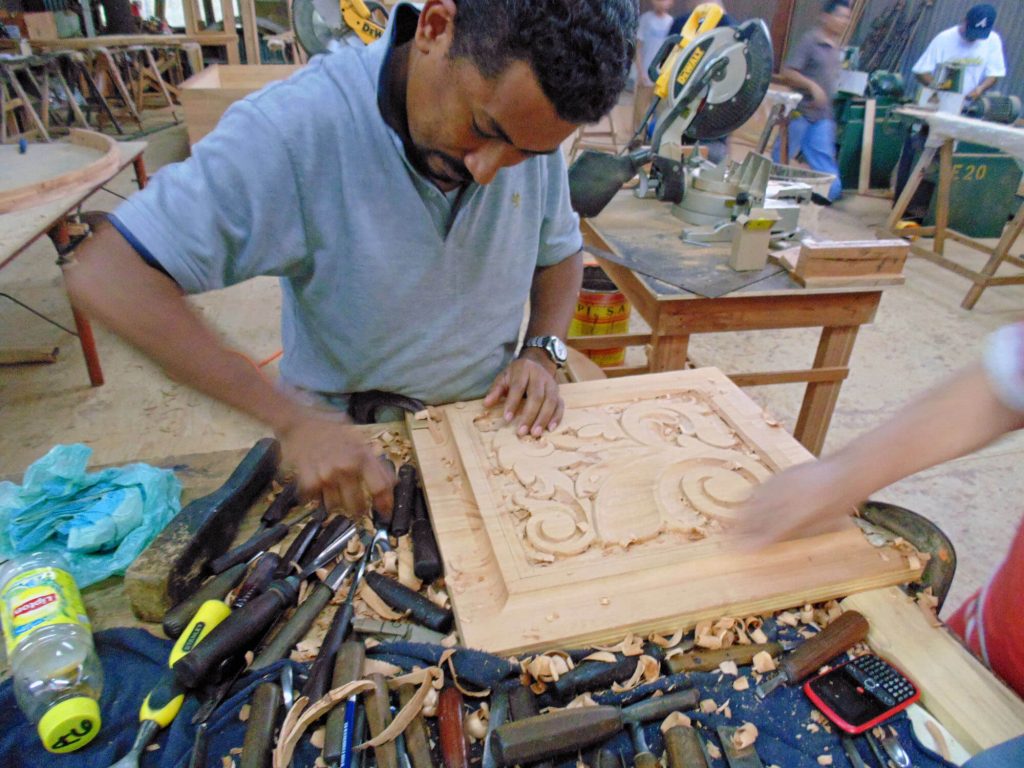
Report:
411,369,921,654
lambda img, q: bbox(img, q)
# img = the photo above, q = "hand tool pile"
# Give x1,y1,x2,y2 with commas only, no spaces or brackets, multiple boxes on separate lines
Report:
107,443,946,768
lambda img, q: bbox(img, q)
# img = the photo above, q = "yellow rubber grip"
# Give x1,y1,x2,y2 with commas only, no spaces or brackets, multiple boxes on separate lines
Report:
654,2,725,100
169,599,231,666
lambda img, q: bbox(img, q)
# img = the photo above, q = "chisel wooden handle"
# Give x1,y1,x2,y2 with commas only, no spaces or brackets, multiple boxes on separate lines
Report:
260,481,298,527
173,579,298,689
324,642,365,763
364,571,453,632
391,464,418,537
620,687,700,724
779,610,869,684
399,683,435,768
411,489,443,582
665,642,783,674
239,682,281,768
303,599,358,702
664,725,709,768
251,582,331,670
275,507,326,578
162,561,247,638
364,673,397,768
232,553,281,608
492,706,621,765
210,524,289,575
551,656,637,701
507,686,552,768
438,687,468,768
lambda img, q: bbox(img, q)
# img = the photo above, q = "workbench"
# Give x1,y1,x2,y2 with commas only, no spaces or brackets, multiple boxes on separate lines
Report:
572,192,894,455
0,138,147,387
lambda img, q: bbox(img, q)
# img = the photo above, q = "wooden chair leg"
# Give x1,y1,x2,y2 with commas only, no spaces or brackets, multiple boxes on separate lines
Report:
962,203,1024,310
885,143,939,231
1,63,50,141
144,47,178,119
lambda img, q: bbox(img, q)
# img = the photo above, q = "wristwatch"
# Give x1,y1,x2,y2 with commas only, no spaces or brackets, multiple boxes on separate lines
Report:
521,335,568,369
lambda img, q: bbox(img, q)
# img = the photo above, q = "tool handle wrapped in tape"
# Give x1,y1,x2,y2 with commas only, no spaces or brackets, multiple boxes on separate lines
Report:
391,464,418,538
364,571,453,632
411,489,442,582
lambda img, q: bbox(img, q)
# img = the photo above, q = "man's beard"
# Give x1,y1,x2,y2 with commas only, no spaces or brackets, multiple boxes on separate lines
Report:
415,147,473,187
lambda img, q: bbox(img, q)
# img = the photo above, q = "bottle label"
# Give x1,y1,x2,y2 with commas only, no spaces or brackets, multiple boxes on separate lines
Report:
0,567,91,656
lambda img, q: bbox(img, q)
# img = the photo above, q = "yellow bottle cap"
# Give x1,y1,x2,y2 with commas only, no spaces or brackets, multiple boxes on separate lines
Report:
38,696,101,753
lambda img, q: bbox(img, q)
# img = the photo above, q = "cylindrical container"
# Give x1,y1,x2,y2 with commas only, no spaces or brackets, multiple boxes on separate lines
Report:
0,553,103,753
568,265,631,367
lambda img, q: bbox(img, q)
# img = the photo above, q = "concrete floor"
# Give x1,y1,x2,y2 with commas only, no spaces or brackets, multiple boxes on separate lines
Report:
3,121,1023,617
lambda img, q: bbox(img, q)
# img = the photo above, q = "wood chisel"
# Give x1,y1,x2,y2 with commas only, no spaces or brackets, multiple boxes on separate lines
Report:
230,552,282,608
666,642,784,674
550,655,639,701
162,561,248,638
364,673,398,768
208,505,316,574
251,559,355,671
717,726,764,768
411,487,443,582
108,600,231,768
492,687,701,766
239,681,282,768
302,516,355,569
398,682,435,768
755,611,869,699
664,725,710,768
363,571,453,632
841,735,867,768
186,723,208,768
275,506,327,578
438,687,469,768
391,464,418,537
323,641,365,768
481,688,508,768
302,530,382,702
173,524,358,689
507,686,552,768
627,721,659,768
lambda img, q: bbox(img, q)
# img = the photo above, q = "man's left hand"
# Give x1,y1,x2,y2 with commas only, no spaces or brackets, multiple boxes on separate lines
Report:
483,352,564,437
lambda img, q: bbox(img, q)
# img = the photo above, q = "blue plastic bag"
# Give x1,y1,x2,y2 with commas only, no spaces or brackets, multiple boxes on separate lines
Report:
0,444,181,587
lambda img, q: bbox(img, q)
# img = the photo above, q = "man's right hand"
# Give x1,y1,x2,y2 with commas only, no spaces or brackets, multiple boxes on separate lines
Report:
808,82,828,110
276,409,396,521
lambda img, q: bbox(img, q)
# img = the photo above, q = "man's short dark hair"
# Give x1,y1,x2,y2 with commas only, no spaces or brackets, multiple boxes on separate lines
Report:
823,0,850,13
449,0,638,125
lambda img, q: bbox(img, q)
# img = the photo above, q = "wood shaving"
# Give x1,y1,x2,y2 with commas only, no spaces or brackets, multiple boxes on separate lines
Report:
752,651,777,673
594,633,645,657
660,712,692,732
926,720,951,761
799,604,815,624
732,676,750,691
426,583,451,609
776,611,799,627
648,628,684,648
345,536,365,561
566,693,599,709
750,627,770,645
464,705,489,741
363,659,404,677
916,588,942,628
580,651,618,663
806,723,820,733
222,758,235,768
441,633,459,648
379,550,399,575
718,661,739,676
309,728,325,749
743,616,763,631
716,699,732,719
700,698,718,714
610,655,660,693
238,704,250,722
145,743,160,751
817,756,832,766
525,652,574,683
397,536,422,592
421,687,439,717
731,723,758,750
707,743,722,760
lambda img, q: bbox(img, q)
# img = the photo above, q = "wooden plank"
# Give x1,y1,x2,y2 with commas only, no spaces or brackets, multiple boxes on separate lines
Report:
935,140,953,255
727,366,848,387
795,240,909,280
658,291,881,334
794,326,859,456
842,587,1024,755
858,98,876,195
411,369,922,654
239,0,260,64
794,274,906,289
567,332,652,351
0,346,59,365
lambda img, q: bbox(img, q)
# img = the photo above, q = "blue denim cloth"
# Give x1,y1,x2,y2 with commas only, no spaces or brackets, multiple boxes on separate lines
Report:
964,735,1024,767
774,115,844,201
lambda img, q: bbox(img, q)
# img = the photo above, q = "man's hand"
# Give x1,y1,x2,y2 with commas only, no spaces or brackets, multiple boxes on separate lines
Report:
276,409,396,521
808,82,828,110
483,352,564,438
738,458,858,550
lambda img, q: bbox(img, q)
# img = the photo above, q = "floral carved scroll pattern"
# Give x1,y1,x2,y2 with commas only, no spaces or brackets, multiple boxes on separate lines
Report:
471,393,774,567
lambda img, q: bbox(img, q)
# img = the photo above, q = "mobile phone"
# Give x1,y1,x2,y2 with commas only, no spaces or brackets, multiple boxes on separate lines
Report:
803,653,920,734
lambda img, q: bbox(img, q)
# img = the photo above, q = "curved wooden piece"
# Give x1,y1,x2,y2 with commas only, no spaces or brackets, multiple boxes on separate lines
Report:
0,129,121,213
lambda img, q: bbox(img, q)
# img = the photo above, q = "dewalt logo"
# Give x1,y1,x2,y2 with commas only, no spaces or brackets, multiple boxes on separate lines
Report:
676,46,706,87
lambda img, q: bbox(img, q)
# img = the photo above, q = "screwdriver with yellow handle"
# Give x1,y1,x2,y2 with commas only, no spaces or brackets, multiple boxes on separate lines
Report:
107,599,231,768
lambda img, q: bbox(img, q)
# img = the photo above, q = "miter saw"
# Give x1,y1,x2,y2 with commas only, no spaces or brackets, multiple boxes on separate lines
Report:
292,0,388,57
570,4,811,242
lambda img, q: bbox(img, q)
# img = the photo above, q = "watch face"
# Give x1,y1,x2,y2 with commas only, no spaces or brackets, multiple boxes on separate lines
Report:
550,337,568,362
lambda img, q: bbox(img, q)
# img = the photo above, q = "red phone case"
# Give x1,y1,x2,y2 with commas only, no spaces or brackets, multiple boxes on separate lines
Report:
803,657,921,735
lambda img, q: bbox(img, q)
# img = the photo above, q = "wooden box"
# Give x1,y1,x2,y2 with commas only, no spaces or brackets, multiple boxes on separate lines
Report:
179,64,301,144
412,369,922,654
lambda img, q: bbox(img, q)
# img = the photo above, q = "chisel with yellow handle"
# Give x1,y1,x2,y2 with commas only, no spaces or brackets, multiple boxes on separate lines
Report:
107,599,231,768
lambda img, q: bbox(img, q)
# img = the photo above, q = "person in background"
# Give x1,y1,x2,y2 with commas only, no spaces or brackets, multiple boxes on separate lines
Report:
740,320,1024,710
633,0,675,134
773,0,850,203
894,3,1006,218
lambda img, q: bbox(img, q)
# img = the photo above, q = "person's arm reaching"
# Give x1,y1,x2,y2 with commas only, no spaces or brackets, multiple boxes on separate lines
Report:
484,249,583,437
779,67,828,110
967,75,999,101
741,356,1024,549
65,224,395,520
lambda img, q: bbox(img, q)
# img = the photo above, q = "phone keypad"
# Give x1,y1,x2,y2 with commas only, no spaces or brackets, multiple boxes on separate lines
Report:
845,654,916,708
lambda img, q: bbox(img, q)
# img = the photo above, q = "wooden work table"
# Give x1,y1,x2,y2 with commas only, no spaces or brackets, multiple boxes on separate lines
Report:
573,192,895,455
32,428,1010,758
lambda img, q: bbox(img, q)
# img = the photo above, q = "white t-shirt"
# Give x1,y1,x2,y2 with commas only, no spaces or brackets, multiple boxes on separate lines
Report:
637,11,674,84
912,26,1006,96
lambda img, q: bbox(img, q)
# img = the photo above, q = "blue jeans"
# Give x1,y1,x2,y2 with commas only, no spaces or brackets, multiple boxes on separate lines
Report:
773,115,844,201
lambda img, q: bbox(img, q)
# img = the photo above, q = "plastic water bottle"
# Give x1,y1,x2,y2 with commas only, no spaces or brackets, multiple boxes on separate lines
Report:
0,552,103,753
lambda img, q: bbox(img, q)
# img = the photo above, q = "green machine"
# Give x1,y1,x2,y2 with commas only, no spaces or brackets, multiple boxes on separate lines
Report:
835,71,909,190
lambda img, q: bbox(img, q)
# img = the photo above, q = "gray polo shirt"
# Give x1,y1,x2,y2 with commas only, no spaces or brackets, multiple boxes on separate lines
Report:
784,29,840,122
112,4,582,405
